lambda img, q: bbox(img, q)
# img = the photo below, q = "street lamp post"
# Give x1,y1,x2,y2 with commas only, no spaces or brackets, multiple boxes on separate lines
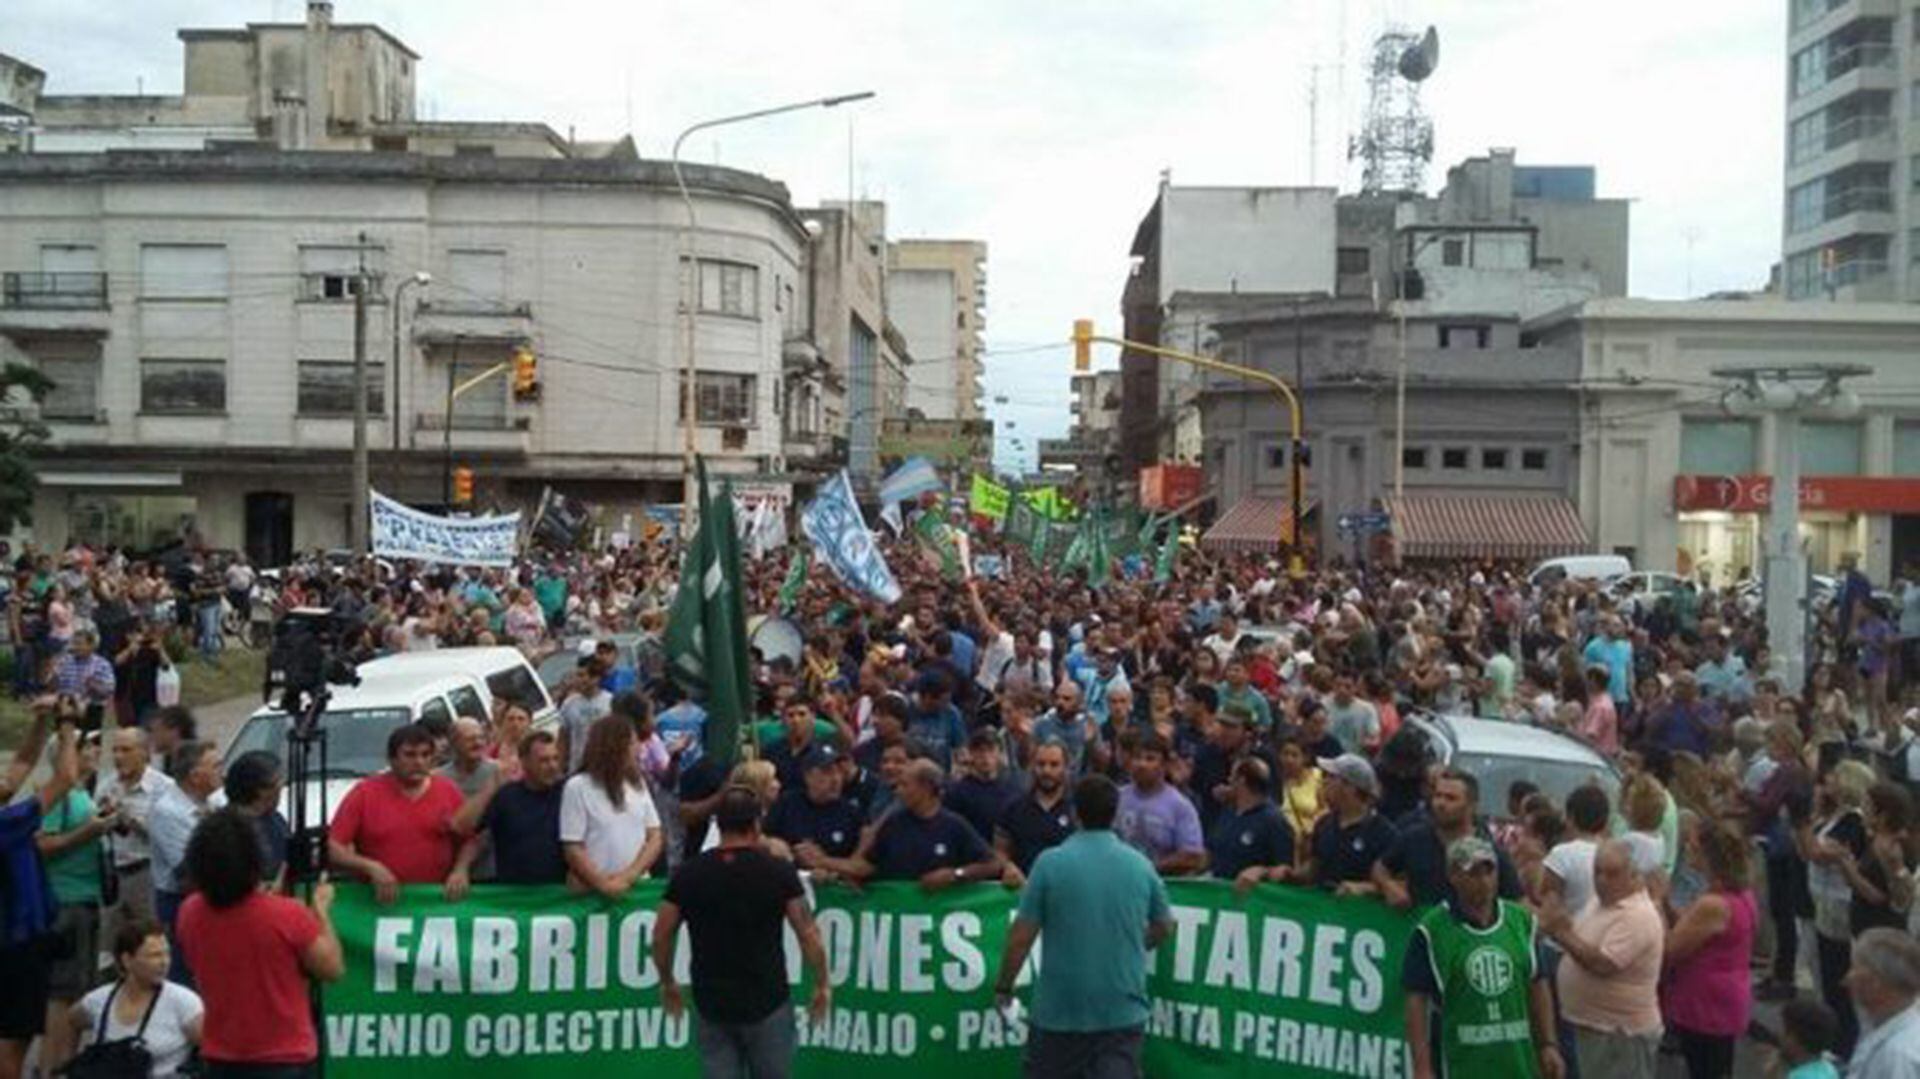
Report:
1712,363,1868,694
1392,231,1448,502
670,91,876,535
384,271,431,503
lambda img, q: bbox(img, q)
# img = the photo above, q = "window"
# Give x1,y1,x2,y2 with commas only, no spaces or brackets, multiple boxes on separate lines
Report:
296,362,386,415
1337,247,1371,274
1896,422,1920,475
1793,42,1826,97
1785,250,1822,299
140,359,226,414
1441,238,1465,267
1680,418,1757,475
1792,0,1841,30
29,245,105,308
298,245,383,302
680,372,757,426
1788,178,1825,233
453,144,496,158
1481,448,1509,470
445,249,508,312
1442,448,1469,470
67,493,197,553
1332,340,1366,370
139,244,227,300
448,685,488,721
1802,421,1863,474
698,260,759,318
1521,448,1549,471
1265,445,1287,469
27,337,101,420
1789,112,1826,165
447,356,508,428
1402,447,1428,469
372,134,409,153
1438,324,1491,349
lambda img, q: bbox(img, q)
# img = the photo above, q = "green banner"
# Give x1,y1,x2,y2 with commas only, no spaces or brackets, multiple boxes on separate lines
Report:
969,474,1011,521
322,880,1414,1079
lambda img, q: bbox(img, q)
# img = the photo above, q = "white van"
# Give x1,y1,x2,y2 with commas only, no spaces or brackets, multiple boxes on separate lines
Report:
354,646,558,726
1528,554,1632,588
222,670,494,825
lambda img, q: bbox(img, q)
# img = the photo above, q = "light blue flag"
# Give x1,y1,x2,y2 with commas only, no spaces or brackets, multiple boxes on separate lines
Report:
803,470,903,604
877,456,943,530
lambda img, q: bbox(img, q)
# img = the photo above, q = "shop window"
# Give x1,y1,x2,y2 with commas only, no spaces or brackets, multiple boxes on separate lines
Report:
68,493,198,553
1679,418,1758,475
1895,421,1920,475
1801,421,1862,475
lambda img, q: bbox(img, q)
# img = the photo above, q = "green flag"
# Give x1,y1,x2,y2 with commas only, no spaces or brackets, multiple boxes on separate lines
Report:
663,460,753,769
1155,518,1180,583
776,547,809,613
913,509,964,580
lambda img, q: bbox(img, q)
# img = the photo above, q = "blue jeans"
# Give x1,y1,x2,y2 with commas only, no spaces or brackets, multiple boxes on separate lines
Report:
695,1002,795,1079
197,601,223,657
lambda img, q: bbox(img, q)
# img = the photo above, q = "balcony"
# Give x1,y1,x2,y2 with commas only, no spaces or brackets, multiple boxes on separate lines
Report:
412,298,534,349
3,273,108,310
1789,112,1894,172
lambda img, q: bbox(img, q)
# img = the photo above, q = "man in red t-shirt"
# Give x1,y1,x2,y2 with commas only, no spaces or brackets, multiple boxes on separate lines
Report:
328,723,464,903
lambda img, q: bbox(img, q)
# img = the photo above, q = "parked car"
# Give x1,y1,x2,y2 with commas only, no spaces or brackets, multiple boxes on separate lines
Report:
1528,554,1632,588
1402,711,1620,822
535,634,642,693
354,645,558,725
1610,571,1690,616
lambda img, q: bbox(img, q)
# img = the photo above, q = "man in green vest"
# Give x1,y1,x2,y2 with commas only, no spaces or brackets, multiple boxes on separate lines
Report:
1403,836,1563,1079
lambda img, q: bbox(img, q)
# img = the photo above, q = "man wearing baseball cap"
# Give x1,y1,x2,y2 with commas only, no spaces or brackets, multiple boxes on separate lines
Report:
1403,836,1563,1079
1284,753,1397,896
765,743,863,880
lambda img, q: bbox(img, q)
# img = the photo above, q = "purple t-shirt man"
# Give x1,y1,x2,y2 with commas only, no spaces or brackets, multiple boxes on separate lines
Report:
1116,782,1205,864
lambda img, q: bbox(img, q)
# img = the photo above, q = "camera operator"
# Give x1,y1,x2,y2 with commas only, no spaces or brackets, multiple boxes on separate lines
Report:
0,698,82,1079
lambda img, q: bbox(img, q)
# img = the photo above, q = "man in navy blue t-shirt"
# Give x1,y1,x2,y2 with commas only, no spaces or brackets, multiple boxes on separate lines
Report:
850,760,1001,888
767,744,864,868
452,730,567,887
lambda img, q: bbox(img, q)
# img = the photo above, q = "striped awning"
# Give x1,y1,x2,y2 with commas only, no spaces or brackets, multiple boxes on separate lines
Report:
1385,495,1590,560
1201,496,1313,554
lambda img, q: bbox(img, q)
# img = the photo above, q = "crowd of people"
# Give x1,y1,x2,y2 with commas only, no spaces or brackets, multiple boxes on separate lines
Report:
3,527,1920,1079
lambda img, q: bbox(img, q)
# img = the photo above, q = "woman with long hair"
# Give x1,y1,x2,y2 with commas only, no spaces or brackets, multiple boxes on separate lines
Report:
1663,823,1757,1079
176,808,343,1079
559,713,663,899
1801,760,1880,1057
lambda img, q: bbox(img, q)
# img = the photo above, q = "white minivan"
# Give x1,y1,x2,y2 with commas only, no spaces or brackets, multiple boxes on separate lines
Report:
354,646,558,726
222,669,494,825
1528,554,1632,588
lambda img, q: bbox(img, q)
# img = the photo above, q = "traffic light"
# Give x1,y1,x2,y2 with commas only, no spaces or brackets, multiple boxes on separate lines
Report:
512,346,540,401
1073,319,1093,372
452,466,474,505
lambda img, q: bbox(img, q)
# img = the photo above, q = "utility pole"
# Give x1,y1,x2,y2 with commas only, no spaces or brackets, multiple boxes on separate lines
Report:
350,232,371,553
444,336,460,508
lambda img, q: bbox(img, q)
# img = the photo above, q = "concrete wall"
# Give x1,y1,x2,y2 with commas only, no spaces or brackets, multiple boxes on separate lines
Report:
889,239,986,421
889,267,959,420
1157,186,1336,304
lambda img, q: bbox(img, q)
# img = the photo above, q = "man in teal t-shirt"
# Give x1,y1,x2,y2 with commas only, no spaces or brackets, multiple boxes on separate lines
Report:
995,773,1173,1077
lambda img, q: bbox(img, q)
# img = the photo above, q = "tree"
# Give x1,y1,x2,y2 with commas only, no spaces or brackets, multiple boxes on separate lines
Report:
0,362,55,534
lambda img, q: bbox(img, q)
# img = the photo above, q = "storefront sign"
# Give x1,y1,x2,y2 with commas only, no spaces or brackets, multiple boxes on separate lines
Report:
1673,474,1920,515
323,880,1414,1079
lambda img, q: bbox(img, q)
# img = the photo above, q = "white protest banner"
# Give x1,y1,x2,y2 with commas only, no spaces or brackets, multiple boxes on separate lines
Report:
370,490,521,567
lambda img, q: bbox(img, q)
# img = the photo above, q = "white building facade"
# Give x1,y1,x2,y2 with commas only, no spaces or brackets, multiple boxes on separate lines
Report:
0,151,810,562
1533,298,1920,582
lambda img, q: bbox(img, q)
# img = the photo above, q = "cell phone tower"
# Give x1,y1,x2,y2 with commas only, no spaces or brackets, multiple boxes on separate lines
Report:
1349,25,1439,194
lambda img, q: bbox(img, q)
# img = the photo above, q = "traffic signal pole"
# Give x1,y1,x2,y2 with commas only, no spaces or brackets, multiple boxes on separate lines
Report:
441,353,510,510
1072,320,1309,573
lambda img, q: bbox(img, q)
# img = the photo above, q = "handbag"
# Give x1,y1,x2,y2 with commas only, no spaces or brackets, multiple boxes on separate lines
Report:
61,980,161,1079
154,661,181,707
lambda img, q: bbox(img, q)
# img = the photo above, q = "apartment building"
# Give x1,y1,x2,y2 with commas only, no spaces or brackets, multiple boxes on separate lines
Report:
888,239,987,422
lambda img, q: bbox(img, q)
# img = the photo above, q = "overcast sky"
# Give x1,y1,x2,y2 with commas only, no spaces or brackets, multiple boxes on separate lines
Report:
10,0,1786,472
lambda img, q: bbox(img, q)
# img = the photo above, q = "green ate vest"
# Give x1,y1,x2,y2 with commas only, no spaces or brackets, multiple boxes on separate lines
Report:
1413,899,1539,1079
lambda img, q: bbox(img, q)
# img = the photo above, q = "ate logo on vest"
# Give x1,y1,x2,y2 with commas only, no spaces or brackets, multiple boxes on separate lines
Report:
1465,945,1516,997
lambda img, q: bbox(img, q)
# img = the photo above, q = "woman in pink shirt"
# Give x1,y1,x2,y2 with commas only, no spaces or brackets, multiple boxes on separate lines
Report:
1579,665,1620,755
1663,822,1757,1079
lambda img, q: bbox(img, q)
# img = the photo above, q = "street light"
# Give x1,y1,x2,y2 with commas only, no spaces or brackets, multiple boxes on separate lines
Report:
670,91,877,534
1392,231,1449,502
352,256,430,556
1711,362,1871,695
387,271,432,497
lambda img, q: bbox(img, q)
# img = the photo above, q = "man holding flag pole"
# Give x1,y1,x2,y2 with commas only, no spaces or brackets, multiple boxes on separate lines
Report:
663,459,756,769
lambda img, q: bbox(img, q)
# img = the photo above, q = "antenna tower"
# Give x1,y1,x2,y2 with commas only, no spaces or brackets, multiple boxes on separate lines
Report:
1348,27,1435,194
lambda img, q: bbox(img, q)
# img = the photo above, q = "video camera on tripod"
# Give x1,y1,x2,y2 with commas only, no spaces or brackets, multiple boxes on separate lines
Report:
263,607,363,885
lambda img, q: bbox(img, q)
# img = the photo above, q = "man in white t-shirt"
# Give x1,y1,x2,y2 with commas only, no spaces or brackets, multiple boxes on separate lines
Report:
1541,784,1612,915
1202,612,1245,666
